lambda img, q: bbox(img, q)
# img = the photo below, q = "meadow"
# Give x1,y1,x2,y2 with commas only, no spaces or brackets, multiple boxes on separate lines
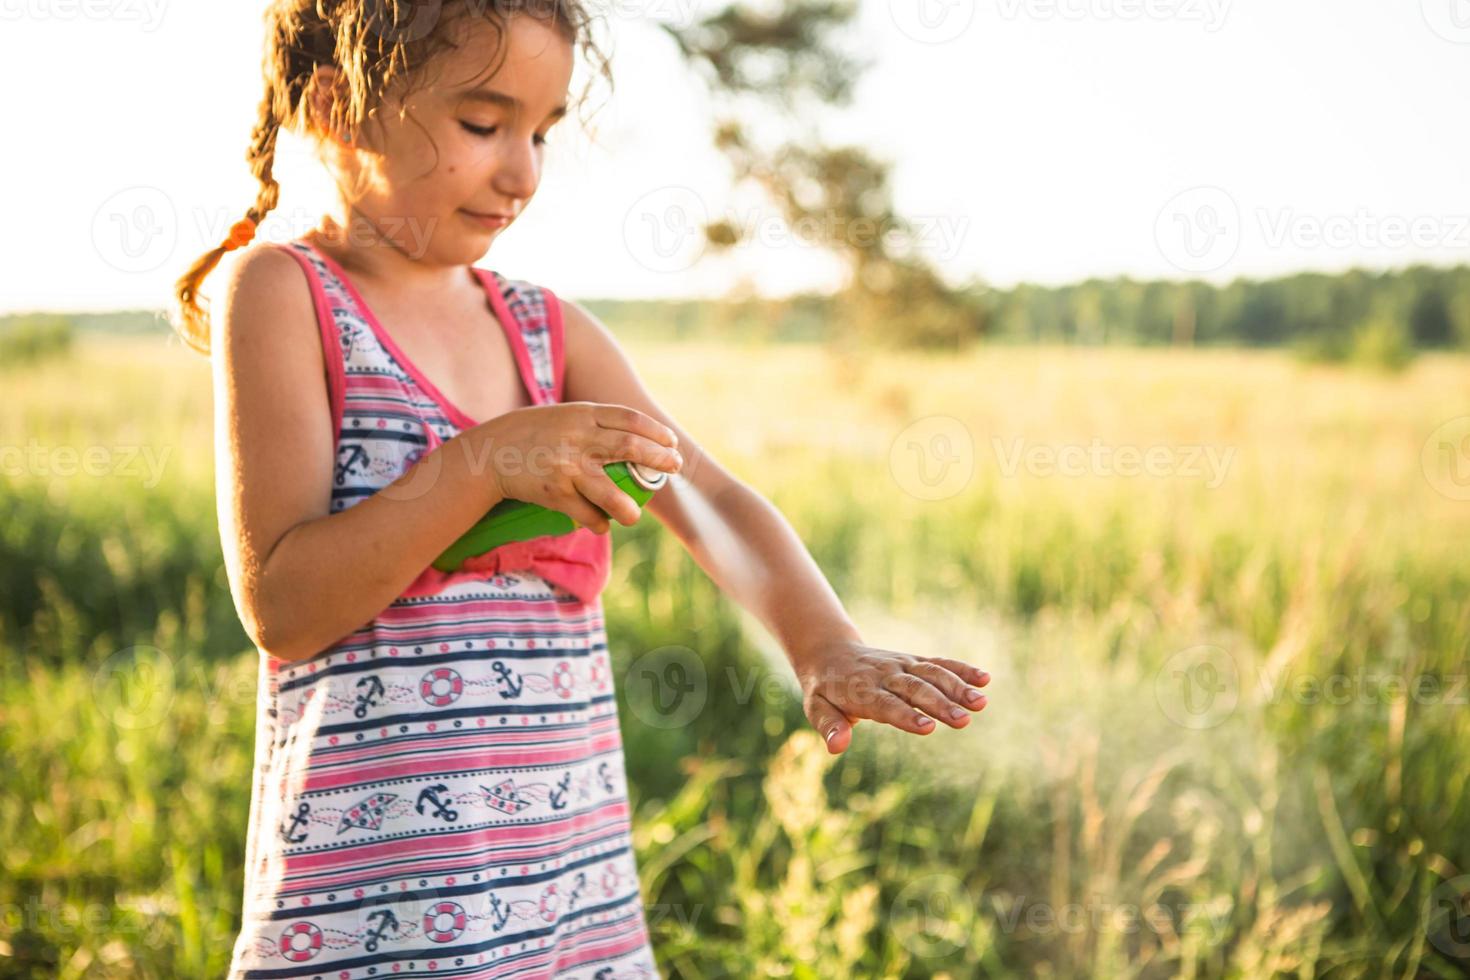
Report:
2,332,1468,978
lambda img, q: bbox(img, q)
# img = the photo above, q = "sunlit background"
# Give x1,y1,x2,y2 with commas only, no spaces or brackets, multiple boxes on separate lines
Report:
3,0,1470,977
2,0,1469,310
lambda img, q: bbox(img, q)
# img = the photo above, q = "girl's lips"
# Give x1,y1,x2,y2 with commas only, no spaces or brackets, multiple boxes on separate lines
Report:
460,209,511,230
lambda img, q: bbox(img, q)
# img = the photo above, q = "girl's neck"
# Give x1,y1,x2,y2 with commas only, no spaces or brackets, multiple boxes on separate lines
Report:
308,210,467,295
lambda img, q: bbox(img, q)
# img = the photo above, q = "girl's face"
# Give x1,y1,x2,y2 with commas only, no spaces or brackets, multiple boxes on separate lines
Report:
331,14,574,266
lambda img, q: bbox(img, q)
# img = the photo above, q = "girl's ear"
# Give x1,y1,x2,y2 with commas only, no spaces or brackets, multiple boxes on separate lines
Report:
306,65,353,145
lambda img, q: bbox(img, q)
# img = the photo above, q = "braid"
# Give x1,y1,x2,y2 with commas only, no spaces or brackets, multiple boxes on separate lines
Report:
169,90,284,355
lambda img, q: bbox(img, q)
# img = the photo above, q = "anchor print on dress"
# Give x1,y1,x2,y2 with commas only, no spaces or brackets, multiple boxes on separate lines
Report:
280,801,311,843
334,442,418,487
363,908,399,953
336,791,399,834
354,675,384,718
491,661,523,699
566,871,588,914
416,783,460,823
549,771,572,811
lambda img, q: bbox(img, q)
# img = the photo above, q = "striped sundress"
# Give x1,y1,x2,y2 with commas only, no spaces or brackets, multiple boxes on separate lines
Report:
225,236,660,980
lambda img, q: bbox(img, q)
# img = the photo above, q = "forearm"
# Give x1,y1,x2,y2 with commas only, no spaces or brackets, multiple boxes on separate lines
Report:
664,477,863,666
250,427,503,663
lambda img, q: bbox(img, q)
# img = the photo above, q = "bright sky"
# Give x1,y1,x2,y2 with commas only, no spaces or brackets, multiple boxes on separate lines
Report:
1,0,1467,314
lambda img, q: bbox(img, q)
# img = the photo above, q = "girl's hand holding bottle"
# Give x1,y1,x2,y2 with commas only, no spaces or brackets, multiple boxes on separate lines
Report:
469,401,684,534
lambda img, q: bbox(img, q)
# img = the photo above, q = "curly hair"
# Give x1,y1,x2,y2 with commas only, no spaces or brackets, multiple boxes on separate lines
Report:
171,0,611,355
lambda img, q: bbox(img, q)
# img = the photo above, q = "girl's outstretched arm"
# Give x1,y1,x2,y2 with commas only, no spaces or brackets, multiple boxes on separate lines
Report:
560,301,990,754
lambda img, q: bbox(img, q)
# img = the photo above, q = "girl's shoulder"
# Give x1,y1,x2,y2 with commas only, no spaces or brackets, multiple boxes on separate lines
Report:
209,242,319,359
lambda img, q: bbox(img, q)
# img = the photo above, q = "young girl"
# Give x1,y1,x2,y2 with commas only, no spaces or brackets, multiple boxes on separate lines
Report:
174,2,990,976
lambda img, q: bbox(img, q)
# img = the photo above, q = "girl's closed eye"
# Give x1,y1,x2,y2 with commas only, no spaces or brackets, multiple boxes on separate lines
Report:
459,121,549,145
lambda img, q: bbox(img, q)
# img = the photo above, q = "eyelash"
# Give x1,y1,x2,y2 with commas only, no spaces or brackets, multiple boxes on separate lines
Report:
460,122,547,145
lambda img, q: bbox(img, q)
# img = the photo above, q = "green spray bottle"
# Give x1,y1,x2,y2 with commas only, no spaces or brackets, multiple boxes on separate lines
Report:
432,460,669,572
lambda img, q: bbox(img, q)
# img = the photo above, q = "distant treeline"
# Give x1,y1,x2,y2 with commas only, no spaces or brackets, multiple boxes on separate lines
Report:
0,314,75,367
6,266,1467,359
587,265,1470,358
0,310,169,336
971,264,1470,350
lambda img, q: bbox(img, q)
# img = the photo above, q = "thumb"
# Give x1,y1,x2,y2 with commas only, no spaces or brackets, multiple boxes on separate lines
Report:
805,692,855,755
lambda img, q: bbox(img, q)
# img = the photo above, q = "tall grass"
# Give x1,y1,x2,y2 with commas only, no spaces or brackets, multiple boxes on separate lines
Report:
1,335,1467,977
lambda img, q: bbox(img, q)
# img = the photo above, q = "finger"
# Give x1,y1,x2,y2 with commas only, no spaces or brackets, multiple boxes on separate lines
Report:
883,671,974,728
593,430,683,477
592,403,679,449
920,656,991,689
909,660,989,711
555,481,615,533
844,686,937,736
803,690,854,755
571,471,639,528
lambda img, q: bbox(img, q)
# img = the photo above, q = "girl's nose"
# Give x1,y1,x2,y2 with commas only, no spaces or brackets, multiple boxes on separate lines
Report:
492,138,540,202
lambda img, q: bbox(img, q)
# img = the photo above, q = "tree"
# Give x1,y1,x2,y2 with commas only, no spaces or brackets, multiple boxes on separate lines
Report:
659,2,978,351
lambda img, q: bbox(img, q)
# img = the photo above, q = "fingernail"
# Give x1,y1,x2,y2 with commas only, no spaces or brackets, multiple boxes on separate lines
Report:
966,688,984,703
950,707,967,720
825,729,836,744
916,715,933,728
